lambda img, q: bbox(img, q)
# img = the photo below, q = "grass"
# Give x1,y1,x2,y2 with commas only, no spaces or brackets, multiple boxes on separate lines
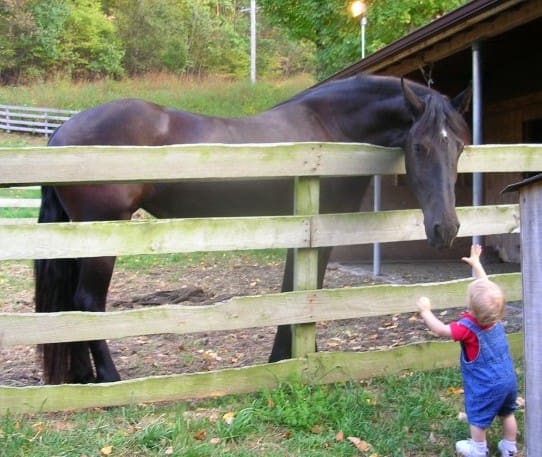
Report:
0,367,524,456
0,73,313,115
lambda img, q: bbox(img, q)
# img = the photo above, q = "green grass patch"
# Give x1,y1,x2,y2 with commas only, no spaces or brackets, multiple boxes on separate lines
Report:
0,74,313,115
0,366,524,457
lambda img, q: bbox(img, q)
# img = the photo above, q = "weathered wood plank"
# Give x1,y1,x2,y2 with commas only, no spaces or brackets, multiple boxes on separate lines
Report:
0,273,521,347
0,216,310,260
0,143,403,185
0,334,522,415
0,205,519,260
459,144,542,173
2,143,542,186
312,204,519,246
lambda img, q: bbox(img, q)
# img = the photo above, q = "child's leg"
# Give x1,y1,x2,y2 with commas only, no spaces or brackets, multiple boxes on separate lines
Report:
498,414,518,455
470,424,487,443
501,414,517,441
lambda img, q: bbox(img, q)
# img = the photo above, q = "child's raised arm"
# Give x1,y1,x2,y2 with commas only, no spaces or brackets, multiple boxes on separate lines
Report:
461,244,488,279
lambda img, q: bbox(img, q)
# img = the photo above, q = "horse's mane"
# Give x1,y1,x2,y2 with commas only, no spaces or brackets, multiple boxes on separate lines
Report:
273,74,436,109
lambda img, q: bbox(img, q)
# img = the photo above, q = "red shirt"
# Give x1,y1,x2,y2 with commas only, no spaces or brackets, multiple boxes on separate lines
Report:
449,312,493,361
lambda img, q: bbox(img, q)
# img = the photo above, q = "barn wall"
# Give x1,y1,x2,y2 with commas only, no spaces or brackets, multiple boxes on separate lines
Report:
483,91,542,262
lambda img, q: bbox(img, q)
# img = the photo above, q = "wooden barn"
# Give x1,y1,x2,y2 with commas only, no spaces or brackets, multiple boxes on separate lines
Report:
327,0,542,262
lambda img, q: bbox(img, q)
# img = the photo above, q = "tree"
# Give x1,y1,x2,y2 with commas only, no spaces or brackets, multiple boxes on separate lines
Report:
258,0,469,79
0,0,123,83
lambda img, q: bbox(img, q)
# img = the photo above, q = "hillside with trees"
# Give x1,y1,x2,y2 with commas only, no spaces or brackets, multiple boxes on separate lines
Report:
0,0,468,85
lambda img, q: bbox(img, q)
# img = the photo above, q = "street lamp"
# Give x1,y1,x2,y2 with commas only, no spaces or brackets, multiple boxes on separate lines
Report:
350,0,367,59
351,1,379,275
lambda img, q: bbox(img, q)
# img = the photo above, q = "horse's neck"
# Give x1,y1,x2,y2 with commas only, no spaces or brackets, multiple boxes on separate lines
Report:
331,94,412,147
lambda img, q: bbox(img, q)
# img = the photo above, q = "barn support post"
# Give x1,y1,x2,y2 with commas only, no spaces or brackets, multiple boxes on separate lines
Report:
292,176,319,358
503,175,542,456
471,41,484,250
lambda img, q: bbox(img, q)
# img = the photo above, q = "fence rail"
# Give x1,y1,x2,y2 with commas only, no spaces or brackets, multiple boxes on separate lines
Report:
0,142,536,414
0,104,78,136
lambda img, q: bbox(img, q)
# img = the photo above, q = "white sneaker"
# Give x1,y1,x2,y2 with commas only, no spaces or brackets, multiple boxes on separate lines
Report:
497,440,517,456
455,439,488,457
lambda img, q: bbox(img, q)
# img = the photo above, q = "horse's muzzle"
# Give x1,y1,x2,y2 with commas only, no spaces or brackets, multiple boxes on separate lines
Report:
429,221,460,249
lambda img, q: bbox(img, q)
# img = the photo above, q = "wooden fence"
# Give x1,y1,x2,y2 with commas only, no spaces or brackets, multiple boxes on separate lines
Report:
0,104,77,136
0,142,539,414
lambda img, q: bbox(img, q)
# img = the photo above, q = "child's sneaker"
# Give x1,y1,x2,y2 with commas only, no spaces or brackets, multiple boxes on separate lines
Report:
455,439,488,457
497,440,517,456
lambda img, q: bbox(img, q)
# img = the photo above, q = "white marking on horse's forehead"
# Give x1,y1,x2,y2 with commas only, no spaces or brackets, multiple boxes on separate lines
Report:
440,127,448,140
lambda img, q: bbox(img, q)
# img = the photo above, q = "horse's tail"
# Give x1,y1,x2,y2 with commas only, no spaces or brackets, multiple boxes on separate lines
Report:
34,186,80,384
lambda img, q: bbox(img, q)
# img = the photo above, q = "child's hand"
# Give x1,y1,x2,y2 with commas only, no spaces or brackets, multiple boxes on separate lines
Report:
461,244,482,267
416,296,432,313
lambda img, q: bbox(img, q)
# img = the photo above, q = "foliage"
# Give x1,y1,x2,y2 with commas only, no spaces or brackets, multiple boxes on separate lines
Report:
0,367,524,456
258,0,470,79
0,0,124,83
0,0,473,84
0,0,315,84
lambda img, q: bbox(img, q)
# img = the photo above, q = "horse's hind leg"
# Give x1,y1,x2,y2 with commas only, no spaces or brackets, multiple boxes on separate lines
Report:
74,256,121,382
268,247,332,362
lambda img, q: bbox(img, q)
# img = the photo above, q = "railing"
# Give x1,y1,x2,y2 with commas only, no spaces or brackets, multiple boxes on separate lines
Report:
0,142,537,414
0,104,78,136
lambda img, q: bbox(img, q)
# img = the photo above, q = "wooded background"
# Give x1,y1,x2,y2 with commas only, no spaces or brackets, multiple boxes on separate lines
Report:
0,0,469,84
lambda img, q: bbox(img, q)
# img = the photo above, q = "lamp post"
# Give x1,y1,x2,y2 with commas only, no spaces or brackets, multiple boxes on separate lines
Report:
240,1,257,84
350,0,367,59
250,0,256,83
351,1,380,276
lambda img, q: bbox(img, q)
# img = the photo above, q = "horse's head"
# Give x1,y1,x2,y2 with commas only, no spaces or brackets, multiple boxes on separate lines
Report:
401,79,472,249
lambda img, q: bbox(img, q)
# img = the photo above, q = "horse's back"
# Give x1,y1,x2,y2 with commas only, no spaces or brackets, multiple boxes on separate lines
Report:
49,99,195,146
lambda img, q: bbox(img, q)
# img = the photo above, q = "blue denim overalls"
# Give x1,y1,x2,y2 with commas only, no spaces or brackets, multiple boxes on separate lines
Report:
458,318,517,429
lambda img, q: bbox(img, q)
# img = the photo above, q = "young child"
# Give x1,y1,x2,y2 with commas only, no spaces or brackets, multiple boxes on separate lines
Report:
416,244,518,457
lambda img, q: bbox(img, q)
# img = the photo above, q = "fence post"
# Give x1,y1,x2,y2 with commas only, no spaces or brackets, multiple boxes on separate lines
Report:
291,176,319,357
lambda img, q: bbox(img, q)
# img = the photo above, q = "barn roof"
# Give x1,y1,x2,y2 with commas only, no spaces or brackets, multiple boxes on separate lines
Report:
502,173,542,193
320,0,542,96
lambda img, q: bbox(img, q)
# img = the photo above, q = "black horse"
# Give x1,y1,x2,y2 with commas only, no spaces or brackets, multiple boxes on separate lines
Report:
35,75,471,384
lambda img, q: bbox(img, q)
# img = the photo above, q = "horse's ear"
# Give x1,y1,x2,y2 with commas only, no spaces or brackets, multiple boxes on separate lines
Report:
451,83,472,115
402,77,425,118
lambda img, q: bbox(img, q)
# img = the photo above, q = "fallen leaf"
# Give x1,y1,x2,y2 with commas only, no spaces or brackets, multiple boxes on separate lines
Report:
310,424,322,434
165,447,174,455
457,412,468,421
222,412,235,425
193,429,207,441
267,398,275,408
347,436,371,452
447,386,464,395
335,430,344,441
100,446,113,456
32,422,44,433
210,437,221,445
516,396,525,408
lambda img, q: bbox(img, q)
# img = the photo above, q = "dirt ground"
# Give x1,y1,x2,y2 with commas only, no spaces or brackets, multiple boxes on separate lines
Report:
0,255,522,387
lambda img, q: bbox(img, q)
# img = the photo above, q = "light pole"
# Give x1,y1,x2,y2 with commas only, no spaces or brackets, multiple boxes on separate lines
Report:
250,0,256,83
350,1,367,59
240,1,257,84
351,1,380,277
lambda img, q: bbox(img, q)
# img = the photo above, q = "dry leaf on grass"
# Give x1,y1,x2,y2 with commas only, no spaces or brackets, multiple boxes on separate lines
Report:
347,436,371,452
100,446,113,456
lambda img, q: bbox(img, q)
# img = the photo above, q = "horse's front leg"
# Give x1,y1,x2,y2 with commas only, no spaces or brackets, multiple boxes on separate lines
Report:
74,256,121,382
268,247,332,362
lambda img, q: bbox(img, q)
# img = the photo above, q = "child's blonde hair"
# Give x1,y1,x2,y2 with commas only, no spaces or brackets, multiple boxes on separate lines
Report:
466,278,505,326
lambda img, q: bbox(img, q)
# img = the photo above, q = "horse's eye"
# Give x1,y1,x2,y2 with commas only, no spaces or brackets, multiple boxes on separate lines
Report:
414,144,426,155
